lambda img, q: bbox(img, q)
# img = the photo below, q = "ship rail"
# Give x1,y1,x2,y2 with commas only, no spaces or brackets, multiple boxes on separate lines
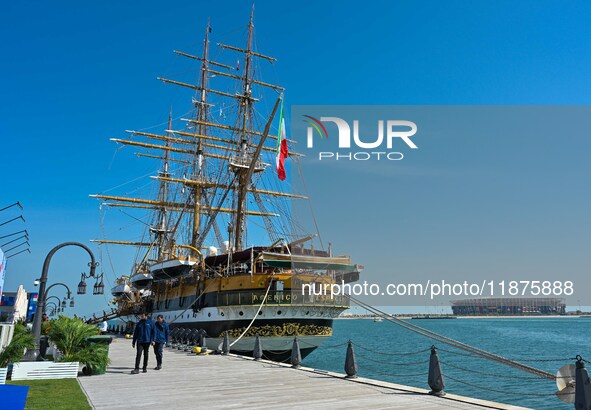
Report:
211,290,350,308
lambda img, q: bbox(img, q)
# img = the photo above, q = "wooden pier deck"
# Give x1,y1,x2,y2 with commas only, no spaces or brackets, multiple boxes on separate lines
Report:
78,338,529,409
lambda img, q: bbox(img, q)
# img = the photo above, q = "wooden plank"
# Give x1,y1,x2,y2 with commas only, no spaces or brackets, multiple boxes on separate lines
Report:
78,339,530,410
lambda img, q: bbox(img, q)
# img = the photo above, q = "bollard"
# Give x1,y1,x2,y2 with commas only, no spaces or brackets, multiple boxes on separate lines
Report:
222,332,230,355
177,328,187,350
290,337,302,368
253,335,263,361
428,346,445,396
168,329,175,347
186,329,198,351
344,340,358,378
178,328,189,350
167,328,177,348
174,328,184,348
575,356,591,409
184,330,194,352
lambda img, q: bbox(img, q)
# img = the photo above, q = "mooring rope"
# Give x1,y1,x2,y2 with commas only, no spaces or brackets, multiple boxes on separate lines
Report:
229,272,275,347
353,343,431,356
350,296,557,380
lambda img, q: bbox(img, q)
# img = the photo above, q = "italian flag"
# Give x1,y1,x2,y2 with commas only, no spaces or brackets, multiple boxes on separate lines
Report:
276,99,289,181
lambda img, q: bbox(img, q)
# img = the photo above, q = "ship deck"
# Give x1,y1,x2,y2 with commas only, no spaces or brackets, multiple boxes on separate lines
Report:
78,337,529,409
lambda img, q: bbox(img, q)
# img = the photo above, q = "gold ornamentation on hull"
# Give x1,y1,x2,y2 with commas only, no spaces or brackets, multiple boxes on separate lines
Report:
222,323,332,338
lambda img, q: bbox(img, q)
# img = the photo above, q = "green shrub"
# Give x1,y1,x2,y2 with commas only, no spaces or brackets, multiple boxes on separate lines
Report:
0,322,35,367
46,316,110,369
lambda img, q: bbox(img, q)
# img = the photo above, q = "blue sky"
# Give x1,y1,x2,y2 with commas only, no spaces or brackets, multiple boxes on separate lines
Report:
2,1,591,315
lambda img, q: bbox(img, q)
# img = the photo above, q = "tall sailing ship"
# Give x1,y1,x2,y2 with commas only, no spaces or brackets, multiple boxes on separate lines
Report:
91,10,362,360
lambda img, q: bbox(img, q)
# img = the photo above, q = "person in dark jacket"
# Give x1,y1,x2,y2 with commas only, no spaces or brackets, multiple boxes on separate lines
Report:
152,314,170,370
131,312,154,374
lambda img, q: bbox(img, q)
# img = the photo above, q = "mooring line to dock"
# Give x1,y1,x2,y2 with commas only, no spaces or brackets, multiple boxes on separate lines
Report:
355,351,430,366
298,339,348,349
300,337,573,382
262,353,292,364
352,343,432,356
439,360,548,380
229,271,275,347
295,274,561,382
357,364,429,379
350,297,557,380
435,346,574,364
443,374,561,397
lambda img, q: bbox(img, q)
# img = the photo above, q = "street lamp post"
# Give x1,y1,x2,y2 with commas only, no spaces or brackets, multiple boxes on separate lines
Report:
46,302,58,316
43,296,64,314
45,296,62,304
44,282,73,300
24,242,98,361
45,282,74,307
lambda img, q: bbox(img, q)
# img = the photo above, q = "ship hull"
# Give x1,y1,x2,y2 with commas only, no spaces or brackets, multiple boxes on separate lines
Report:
200,335,322,361
121,304,341,361
166,317,331,335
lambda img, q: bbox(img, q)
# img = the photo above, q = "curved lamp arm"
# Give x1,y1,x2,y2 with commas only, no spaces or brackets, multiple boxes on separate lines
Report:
26,242,98,361
45,282,72,300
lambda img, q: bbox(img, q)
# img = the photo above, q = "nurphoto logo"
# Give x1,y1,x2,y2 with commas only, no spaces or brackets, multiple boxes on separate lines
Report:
303,114,418,161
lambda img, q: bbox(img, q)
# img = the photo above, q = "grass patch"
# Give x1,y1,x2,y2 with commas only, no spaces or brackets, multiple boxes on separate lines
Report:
8,379,91,410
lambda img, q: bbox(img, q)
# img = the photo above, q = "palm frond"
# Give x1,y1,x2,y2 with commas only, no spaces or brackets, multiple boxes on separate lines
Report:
47,316,100,357
46,316,108,369
0,330,35,367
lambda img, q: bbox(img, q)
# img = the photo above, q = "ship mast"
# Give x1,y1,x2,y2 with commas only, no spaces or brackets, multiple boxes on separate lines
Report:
189,19,211,251
233,6,256,252
92,13,293,256
151,109,173,260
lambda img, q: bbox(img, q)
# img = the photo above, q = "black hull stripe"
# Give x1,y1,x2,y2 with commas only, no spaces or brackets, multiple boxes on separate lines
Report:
167,318,332,338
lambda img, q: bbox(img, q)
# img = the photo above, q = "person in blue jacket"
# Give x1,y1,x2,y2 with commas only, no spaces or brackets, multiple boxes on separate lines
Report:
152,314,170,370
131,312,154,374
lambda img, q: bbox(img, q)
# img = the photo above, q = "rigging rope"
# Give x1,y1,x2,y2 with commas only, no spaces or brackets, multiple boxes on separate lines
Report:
294,156,325,251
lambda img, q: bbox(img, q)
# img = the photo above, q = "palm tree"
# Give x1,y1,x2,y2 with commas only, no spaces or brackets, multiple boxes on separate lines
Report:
0,321,35,368
46,316,110,369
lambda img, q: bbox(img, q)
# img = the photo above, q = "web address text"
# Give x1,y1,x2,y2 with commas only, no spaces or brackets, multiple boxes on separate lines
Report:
301,280,574,300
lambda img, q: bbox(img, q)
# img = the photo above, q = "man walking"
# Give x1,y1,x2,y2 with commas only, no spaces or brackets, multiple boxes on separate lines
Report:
153,314,169,370
131,312,154,374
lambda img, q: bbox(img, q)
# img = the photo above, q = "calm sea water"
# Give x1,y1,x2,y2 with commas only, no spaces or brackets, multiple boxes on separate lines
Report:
302,318,591,410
